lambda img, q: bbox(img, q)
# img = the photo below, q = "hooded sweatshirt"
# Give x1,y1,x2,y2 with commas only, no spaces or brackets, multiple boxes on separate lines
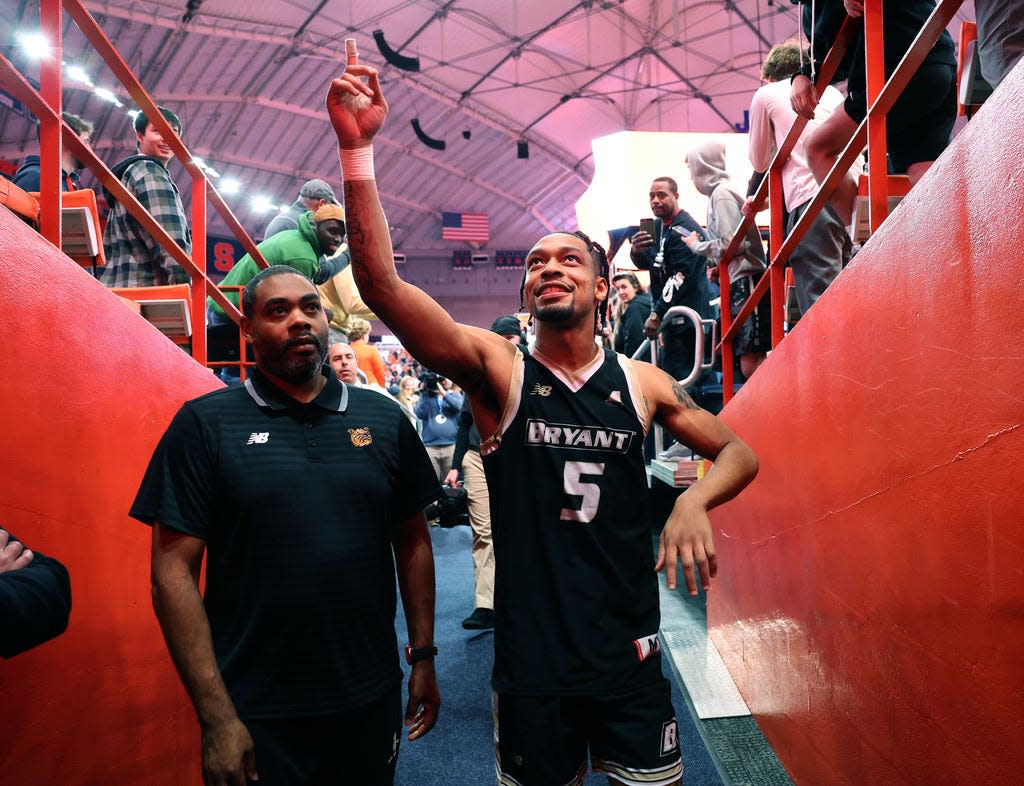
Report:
208,211,329,317
686,140,766,281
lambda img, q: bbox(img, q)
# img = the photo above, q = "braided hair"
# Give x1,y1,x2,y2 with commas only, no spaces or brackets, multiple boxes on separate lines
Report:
519,230,611,336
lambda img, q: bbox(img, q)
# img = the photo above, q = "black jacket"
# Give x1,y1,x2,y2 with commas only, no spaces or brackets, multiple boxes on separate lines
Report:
12,155,81,193
793,0,955,92
0,534,71,658
614,291,653,359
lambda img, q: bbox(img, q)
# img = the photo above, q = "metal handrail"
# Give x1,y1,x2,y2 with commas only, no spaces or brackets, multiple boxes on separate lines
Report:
631,305,717,456
714,0,965,404
0,0,271,367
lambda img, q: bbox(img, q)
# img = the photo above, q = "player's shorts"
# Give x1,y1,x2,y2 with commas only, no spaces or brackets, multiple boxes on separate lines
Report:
845,62,956,173
242,684,402,786
494,675,683,786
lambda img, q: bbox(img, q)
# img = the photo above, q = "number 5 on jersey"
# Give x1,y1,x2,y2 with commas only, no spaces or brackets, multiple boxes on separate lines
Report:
560,461,606,523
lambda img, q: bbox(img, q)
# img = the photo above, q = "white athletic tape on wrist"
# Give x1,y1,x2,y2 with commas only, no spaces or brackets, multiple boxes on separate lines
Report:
340,145,375,181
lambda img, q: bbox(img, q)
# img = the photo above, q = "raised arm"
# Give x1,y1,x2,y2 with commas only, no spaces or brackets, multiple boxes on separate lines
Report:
635,363,759,595
325,62,507,393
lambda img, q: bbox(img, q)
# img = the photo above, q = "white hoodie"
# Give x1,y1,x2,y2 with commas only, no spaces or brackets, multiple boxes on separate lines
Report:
686,139,766,281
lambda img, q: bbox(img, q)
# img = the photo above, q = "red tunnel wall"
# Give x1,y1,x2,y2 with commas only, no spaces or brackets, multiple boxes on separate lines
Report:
712,67,1024,783
0,213,219,785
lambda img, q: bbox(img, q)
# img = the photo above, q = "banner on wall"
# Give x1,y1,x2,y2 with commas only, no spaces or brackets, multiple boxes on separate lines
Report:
206,236,247,282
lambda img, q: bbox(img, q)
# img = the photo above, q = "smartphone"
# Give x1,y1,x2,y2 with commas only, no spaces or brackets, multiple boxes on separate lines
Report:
639,218,655,236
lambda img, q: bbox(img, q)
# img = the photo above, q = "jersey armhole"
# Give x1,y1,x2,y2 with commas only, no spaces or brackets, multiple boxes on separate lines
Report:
480,349,525,455
618,355,652,437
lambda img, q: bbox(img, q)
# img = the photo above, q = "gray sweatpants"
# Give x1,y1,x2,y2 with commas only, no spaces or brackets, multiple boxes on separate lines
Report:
786,200,851,318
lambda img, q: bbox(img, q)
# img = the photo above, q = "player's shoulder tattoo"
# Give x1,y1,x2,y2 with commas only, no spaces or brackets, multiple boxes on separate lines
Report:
671,380,701,411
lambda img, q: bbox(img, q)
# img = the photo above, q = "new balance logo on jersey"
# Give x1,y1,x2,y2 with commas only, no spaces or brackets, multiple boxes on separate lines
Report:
246,432,269,445
525,419,633,452
531,383,552,397
633,633,661,662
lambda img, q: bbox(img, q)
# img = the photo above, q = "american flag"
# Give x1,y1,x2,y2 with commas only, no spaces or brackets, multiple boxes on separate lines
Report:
442,211,489,243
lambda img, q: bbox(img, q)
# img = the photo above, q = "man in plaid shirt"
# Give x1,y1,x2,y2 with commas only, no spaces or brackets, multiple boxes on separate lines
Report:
100,106,191,287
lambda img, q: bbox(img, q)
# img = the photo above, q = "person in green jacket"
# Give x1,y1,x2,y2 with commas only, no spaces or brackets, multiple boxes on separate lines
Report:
209,203,346,318
207,203,346,380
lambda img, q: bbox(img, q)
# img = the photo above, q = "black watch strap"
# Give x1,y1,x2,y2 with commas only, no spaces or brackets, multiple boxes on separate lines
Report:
405,644,438,664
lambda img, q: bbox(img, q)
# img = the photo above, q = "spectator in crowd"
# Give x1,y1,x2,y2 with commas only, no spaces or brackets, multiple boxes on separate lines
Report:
99,106,192,287
790,0,957,226
329,341,391,395
133,266,440,785
684,140,770,382
13,111,93,193
974,0,1024,88
444,315,524,632
611,272,652,359
630,178,716,385
415,373,464,482
209,204,346,317
745,40,853,320
318,251,377,344
347,317,388,387
1,528,71,659
395,375,421,432
207,204,347,379
264,179,339,238
327,63,758,786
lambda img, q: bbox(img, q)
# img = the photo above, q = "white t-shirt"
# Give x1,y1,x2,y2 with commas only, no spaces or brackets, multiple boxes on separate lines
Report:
747,79,849,212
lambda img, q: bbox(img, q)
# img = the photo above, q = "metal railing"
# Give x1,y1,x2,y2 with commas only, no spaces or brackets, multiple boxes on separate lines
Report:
0,0,271,366
714,0,965,404
631,305,717,456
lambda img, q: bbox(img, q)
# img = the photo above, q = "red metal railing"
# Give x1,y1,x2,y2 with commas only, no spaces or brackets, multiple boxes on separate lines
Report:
0,0,270,366
716,0,965,403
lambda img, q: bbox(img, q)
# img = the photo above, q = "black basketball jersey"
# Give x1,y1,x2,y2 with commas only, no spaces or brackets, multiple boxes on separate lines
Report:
483,348,663,695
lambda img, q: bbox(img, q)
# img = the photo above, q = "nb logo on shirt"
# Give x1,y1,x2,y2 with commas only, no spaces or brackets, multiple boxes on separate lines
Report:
246,432,269,445
530,383,552,397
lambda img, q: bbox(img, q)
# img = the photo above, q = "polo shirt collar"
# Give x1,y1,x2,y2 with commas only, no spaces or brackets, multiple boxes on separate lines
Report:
244,365,349,413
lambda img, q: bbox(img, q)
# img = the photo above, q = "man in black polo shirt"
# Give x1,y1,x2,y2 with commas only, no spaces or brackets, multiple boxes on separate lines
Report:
132,266,440,786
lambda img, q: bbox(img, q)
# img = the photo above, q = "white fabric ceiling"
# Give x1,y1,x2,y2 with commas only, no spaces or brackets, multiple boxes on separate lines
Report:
1,0,976,252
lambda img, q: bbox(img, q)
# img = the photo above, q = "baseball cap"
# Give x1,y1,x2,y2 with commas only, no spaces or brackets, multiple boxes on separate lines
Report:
314,203,346,224
300,179,339,204
490,315,523,337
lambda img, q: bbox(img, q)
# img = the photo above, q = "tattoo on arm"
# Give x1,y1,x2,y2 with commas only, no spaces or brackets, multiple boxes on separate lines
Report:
671,381,700,410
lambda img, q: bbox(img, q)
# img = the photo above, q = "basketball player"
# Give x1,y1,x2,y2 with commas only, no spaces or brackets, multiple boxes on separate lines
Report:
327,58,758,786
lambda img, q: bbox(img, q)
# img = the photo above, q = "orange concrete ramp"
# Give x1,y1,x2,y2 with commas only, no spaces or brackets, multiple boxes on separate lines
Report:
711,65,1024,784
0,209,219,785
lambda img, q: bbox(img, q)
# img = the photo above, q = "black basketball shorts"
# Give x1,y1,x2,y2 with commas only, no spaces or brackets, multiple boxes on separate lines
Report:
493,675,683,786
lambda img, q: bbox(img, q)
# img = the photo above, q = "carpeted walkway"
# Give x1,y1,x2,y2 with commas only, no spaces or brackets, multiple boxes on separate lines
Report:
394,525,725,785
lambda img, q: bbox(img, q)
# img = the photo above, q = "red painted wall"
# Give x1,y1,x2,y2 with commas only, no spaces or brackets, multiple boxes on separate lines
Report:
712,67,1024,783
0,212,219,785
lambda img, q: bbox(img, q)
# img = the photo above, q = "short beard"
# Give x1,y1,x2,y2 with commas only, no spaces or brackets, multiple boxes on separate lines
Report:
256,332,327,384
533,302,576,324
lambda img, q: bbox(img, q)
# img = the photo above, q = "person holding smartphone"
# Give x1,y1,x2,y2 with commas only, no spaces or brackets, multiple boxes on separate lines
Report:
629,178,715,387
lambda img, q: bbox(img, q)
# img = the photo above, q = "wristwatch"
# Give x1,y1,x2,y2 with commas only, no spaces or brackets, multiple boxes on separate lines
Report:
405,644,438,665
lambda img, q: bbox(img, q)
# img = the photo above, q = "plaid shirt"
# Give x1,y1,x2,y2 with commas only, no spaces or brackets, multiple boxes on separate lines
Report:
100,158,191,287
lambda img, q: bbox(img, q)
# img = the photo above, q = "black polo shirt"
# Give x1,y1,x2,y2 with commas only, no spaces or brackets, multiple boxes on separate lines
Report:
131,366,439,719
